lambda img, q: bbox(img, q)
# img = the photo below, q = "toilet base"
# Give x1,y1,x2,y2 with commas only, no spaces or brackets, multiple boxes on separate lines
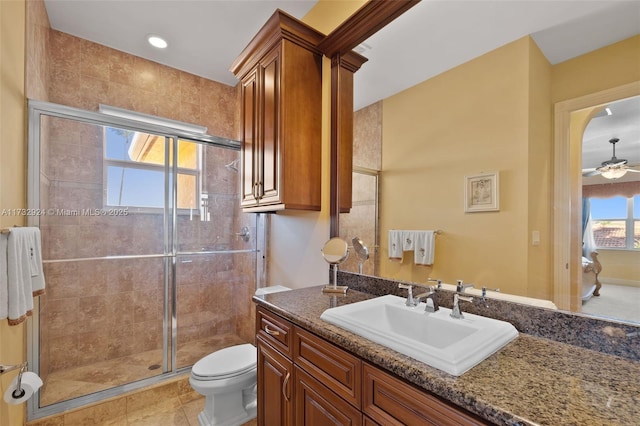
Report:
197,408,256,426
196,386,257,426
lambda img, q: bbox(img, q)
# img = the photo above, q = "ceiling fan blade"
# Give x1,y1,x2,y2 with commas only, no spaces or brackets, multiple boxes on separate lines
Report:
626,168,640,173
582,169,601,177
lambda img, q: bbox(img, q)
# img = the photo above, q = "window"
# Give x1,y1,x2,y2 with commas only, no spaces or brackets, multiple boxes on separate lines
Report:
104,127,199,210
590,195,640,249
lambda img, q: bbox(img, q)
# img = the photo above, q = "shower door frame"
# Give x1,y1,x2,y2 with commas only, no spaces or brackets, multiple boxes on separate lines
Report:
26,100,246,420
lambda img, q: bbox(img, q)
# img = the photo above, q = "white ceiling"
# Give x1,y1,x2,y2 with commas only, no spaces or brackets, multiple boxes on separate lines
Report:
44,0,640,179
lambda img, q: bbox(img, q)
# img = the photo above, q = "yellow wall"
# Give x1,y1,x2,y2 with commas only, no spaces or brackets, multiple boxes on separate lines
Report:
380,37,551,298
378,34,639,300
552,35,640,103
0,1,27,424
597,250,640,286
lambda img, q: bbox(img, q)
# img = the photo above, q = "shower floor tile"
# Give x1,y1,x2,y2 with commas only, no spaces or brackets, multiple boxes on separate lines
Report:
40,333,248,406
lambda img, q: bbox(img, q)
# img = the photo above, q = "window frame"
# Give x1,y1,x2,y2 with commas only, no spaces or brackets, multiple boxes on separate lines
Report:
103,131,202,213
591,196,640,251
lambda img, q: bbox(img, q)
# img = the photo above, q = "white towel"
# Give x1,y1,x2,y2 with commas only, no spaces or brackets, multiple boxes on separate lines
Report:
414,230,435,265
388,230,403,259
4,228,46,325
0,233,8,321
402,231,415,251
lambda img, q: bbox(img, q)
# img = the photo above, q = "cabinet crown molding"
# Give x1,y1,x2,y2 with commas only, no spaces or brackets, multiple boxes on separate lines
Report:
230,9,325,79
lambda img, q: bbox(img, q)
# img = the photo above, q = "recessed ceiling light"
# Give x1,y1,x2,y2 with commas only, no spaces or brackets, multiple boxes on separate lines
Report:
147,35,167,49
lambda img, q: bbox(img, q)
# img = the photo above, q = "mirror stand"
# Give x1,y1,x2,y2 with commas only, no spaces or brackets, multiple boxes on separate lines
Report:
321,237,350,294
324,264,349,294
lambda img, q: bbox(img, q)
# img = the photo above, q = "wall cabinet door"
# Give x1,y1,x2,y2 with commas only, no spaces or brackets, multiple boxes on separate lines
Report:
257,336,293,426
232,11,322,212
241,69,259,206
256,46,280,206
295,366,362,426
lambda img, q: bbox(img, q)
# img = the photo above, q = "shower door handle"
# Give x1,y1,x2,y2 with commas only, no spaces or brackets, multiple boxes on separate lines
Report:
282,371,291,402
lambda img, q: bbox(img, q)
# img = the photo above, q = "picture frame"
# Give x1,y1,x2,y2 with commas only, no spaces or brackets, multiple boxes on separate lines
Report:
464,172,499,212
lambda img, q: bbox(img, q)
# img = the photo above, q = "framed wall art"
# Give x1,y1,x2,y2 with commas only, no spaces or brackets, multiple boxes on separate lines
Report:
464,172,499,212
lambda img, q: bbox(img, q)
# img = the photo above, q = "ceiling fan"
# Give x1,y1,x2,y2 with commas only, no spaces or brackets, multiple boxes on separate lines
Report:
582,138,640,180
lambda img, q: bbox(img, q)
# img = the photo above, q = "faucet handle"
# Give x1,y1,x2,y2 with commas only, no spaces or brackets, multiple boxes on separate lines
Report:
428,278,442,288
456,279,474,293
481,286,500,297
398,284,416,307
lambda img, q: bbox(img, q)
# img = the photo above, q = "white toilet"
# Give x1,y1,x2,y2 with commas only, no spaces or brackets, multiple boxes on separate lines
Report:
189,343,258,426
190,286,291,425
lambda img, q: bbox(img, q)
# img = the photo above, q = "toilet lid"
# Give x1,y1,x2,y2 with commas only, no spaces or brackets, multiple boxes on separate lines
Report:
192,344,256,379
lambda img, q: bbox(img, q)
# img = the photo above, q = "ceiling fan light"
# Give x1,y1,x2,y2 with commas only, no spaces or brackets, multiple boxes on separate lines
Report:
600,168,628,179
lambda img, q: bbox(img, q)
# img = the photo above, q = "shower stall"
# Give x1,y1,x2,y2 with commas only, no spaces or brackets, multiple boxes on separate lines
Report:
26,101,261,419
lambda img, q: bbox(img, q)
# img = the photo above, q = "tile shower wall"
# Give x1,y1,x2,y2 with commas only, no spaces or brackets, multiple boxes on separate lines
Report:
28,6,257,391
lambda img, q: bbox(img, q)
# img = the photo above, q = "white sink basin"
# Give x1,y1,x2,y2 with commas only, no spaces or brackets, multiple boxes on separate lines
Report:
320,294,518,376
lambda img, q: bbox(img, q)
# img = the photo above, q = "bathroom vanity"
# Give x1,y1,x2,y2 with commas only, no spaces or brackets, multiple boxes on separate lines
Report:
253,286,640,426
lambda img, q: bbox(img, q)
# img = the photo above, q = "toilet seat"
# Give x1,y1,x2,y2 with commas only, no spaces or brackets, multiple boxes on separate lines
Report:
191,343,256,381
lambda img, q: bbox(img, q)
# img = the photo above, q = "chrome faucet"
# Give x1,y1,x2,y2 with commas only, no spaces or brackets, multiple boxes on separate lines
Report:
456,279,474,293
398,284,417,307
416,286,439,313
428,278,442,289
480,286,500,306
450,293,473,319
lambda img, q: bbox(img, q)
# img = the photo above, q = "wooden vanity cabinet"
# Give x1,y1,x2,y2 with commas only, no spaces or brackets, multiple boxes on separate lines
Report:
231,10,324,212
256,307,294,426
257,336,293,426
362,363,490,426
256,306,489,426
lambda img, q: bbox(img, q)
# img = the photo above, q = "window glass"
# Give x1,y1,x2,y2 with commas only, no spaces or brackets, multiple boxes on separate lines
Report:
590,196,627,219
634,195,640,219
592,220,627,248
104,127,199,210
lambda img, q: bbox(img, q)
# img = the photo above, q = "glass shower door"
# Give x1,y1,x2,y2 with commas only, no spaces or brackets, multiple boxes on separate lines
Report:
174,141,256,370
35,115,171,408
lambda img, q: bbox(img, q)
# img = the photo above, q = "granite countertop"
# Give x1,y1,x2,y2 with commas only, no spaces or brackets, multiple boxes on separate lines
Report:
253,286,640,426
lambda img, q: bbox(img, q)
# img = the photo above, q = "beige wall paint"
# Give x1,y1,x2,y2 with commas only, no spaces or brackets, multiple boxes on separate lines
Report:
552,35,640,103
380,37,542,298
378,34,639,301
0,0,27,424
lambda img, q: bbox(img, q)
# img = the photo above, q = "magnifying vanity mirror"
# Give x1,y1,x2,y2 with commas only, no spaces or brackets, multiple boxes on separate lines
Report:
321,237,350,294
352,237,369,274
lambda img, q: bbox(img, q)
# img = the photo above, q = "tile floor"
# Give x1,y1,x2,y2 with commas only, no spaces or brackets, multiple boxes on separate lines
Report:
28,374,257,426
40,334,248,406
30,333,256,425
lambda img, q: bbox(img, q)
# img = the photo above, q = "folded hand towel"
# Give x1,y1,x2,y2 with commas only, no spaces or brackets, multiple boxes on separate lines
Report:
414,230,435,266
5,228,46,325
402,231,415,251
388,230,403,259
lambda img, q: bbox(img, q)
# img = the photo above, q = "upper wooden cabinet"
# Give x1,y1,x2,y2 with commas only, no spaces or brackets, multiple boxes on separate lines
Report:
231,10,324,212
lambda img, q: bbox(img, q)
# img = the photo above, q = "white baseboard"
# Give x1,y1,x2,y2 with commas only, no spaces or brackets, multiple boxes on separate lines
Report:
599,277,640,288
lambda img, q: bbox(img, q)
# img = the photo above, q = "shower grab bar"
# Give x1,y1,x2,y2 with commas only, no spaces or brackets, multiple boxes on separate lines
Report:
42,249,260,264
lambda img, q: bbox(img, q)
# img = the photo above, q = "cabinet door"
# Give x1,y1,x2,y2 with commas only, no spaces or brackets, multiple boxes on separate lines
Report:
295,366,362,426
257,337,293,426
258,46,281,205
241,68,259,207
363,363,489,426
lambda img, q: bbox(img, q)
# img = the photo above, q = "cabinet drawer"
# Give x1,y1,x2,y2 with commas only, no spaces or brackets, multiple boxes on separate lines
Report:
363,363,489,426
294,326,361,408
256,307,293,357
295,365,362,426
